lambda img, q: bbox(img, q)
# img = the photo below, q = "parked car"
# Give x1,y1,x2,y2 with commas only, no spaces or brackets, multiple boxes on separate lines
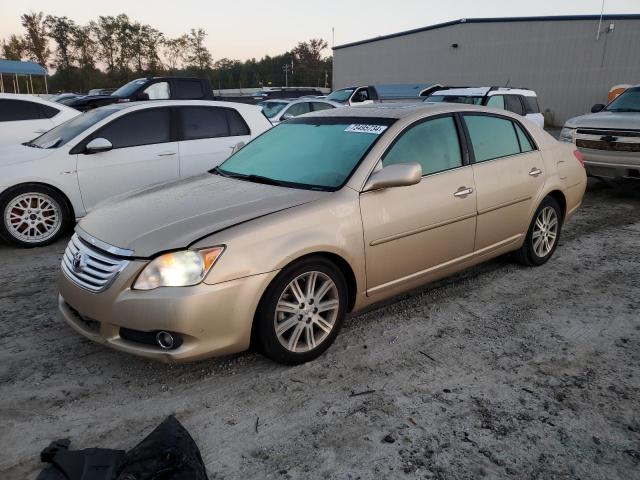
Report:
49,93,81,103
87,88,116,96
559,84,640,180
64,77,213,112
251,88,324,100
0,100,271,247
0,93,80,146
58,103,586,364
260,98,340,125
425,87,545,128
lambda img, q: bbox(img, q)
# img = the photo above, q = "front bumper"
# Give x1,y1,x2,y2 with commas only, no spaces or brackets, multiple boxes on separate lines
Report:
58,264,278,363
579,149,640,179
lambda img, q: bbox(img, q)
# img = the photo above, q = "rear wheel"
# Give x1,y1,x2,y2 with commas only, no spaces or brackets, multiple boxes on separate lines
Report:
255,257,348,365
0,184,72,248
514,196,562,266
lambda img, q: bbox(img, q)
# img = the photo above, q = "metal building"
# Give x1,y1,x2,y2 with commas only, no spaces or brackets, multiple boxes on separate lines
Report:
332,15,640,126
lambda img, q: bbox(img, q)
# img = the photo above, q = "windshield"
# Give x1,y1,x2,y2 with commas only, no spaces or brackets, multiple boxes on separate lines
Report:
261,102,289,119
215,118,394,190
327,88,355,103
111,78,146,98
28,108,118,149
606,87,640,112
426,95,483,105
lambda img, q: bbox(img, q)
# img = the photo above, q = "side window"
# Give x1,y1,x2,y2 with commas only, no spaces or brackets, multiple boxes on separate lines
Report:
352,88,370,103
464,114,521,162
505,96,525,116
143,82,170,100
40,104,60,119
0,99,41,121
178,106,229,140
311,102,335,112
226,109,250,136
514,123,534,152
486,95,505,109
382,116,462,175
523,96,540,114
285,102,312,117
96,108,171,149
173,80,205,99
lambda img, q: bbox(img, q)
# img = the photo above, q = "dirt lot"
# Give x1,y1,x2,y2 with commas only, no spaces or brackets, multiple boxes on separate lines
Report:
1,179,639,480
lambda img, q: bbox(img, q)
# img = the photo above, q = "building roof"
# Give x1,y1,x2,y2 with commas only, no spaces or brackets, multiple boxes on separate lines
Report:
0,60,47,76
333,14,640,50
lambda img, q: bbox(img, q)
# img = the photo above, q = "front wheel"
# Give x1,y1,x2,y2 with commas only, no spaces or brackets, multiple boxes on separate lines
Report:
0,184,72,248
514,196,562,266
255,257,348,365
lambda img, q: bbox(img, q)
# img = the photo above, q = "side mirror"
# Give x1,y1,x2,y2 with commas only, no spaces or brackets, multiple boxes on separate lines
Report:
591,103,605,113
282,112,294,120
137,92,150,101
230,141,245,155
362,163,422,192
85,137,113,154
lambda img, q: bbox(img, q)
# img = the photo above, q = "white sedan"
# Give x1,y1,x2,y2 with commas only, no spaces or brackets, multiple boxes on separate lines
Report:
261,98,341,125
0,93,80,145
0,100,271,247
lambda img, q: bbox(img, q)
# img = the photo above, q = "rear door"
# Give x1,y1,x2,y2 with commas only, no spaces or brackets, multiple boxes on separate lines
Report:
463,113,545,252
76,107,178,210
177,105,252,176
0,99,54,143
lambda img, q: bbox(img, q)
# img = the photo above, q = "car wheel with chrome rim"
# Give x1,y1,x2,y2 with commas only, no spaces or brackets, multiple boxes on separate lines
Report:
256,257,348,364
514,196,562,266
0,184,72,248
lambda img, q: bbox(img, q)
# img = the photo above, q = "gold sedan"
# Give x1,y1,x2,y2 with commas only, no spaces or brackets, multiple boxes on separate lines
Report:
58,104,587,364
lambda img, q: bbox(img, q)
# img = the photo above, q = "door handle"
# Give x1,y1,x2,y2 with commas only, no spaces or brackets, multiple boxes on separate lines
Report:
529,168,543,177
157,151,176,157
453,186,474,198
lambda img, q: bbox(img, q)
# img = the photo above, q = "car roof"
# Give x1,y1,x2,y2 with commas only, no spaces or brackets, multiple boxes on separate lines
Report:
0,93,79,112
305,102,492,120
432,87,537,97
89,99,261,113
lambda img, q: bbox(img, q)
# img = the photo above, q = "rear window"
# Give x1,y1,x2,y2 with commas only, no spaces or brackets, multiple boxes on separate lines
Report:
226,109,250,136
0,99,41,121
40,104,60,119
523,96,540,114
504,96,525,116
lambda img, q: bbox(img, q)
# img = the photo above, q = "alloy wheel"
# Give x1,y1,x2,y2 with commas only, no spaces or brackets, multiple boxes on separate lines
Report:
273,271,340,353
532,206,558,258
3,192,63,244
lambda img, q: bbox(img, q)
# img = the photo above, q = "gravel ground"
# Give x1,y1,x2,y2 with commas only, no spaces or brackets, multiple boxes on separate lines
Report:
0,179,639,480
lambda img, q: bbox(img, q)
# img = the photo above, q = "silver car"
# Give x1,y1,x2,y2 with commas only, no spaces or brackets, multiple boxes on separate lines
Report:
560,85,640,180
261,98,341,125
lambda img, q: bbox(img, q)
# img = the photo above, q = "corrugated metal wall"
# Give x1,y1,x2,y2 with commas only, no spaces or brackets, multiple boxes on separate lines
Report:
333,18,640,126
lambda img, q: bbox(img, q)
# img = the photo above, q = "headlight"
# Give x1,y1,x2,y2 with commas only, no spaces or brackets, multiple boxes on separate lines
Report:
559,127,575,143
133,247,224,290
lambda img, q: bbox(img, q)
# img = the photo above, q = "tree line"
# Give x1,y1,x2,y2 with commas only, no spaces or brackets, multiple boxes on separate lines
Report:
1,12,333,92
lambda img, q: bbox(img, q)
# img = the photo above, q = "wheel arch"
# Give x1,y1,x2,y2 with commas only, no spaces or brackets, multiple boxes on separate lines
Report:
545,189,567,220
1,181,76,221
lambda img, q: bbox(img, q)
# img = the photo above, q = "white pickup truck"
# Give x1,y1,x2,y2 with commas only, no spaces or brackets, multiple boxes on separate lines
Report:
326,84,442,106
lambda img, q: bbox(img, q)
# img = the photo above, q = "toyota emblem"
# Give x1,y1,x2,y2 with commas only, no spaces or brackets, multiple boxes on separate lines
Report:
72,252,85,273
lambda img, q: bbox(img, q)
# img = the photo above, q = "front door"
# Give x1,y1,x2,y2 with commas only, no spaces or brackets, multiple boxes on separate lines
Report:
77,107,179,211
463,113,546,251
360,115,477,295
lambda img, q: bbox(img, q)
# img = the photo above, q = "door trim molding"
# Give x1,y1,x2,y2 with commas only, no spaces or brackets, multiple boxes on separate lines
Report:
477,195,531,216
366,233,522,295
369,212,476,246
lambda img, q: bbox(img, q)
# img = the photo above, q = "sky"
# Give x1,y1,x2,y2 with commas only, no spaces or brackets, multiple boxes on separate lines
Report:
1,0,639,61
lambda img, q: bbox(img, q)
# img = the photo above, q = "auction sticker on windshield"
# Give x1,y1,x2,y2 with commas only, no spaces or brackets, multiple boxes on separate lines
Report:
345,124,388,134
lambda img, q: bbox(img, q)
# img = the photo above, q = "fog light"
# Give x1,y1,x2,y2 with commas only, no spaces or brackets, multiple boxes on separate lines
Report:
156,331,175,350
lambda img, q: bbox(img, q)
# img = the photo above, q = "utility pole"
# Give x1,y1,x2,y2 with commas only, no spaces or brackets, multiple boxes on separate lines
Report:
597,0,606,40
282,63,290,87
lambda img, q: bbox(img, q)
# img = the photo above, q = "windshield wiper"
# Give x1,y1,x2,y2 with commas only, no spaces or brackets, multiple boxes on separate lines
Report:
245,174,287,187
22,141,42,149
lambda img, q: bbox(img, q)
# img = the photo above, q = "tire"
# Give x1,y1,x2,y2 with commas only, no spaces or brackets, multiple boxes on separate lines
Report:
0,184,72,248
514,196,562,266
255,256,348,365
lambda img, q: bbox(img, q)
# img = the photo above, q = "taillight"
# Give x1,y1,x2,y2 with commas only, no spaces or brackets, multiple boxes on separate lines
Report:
573,150,585,167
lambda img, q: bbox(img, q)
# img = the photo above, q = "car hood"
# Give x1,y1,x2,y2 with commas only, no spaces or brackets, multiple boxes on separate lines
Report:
565,111,640,130
78,173,329,257
0,144,57,167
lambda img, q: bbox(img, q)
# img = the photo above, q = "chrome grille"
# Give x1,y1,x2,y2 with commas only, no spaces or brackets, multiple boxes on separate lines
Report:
575,128,640,152
61,233,128,292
